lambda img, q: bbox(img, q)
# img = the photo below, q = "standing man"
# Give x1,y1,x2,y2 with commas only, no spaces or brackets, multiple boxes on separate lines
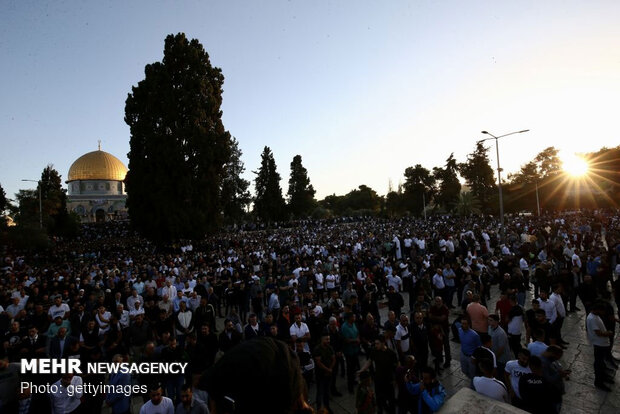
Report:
411,312,430,371
443,264,457,308
395,314,411,364
587,303,614,391
341,312,361,394
428,296,451,368
49,374,83,414
432,269,446,302
139,383,174,414
466,294,489,336
359,334,399,414
175,384,209,414
290,312,311,353
488,314,510,379
314,331,335,412
506,295,524,358
105,354,131,414
457,317,481,379
504,349,532,409
473,358,509,403
550,284,568,346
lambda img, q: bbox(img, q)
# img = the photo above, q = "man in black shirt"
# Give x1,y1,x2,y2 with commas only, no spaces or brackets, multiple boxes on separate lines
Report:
519,355,561,414
360,334,399,414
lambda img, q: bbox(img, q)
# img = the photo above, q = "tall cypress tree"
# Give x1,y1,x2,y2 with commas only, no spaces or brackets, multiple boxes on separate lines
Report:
221,137,251,223
253,146,286,222
433,153,461,212
125,33,231,242
0,182,7,217
459,142,496,213
287,155,316,218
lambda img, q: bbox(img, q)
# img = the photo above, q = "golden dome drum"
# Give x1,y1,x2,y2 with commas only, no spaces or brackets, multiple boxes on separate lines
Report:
67,150,128,182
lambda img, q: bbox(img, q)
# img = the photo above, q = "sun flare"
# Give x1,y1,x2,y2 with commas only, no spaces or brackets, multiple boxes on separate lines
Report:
562,154,589,177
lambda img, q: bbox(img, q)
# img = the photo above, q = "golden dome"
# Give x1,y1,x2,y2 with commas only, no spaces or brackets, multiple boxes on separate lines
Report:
67,150,128,182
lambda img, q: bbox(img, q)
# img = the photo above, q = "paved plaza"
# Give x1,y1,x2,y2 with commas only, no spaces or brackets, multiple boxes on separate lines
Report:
116,282,620,414
311,285,620,414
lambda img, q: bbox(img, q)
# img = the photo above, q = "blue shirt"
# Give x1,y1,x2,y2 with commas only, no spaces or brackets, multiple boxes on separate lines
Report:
406,381,447,413
443,269,456,287
527,341,548,358
458,326,481,356
341,321,360,356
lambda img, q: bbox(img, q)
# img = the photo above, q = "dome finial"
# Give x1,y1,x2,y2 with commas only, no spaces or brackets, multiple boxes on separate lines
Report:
98,139,101,151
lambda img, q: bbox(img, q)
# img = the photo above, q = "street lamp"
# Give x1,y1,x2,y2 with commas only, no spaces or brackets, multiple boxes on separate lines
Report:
22,179,43,229
478,129,530,234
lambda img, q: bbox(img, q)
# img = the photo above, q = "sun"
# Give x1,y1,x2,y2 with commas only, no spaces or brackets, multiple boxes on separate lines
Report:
562,154,589,177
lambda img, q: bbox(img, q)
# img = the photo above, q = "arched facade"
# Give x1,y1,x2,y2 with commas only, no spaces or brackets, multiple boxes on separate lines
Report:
65,148,128,222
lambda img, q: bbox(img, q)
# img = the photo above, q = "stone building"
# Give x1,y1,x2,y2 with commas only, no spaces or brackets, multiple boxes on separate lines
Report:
66,146,128,222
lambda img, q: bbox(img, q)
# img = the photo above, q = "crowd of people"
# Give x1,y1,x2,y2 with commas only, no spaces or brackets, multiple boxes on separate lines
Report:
1,209,620,413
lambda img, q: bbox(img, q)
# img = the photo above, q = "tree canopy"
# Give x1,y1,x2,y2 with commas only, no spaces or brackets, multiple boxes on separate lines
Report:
433,153,461,212
125,33,231,242
459,142,496,213
403,164,436,216
221,137,251,224
13,165,78,237
0,182,6,216
287,155,316,218
253,146,286,222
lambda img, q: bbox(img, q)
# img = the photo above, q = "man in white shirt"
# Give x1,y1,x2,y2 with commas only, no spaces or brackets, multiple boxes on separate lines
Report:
140,383,174,414
537,290,557,324
49,374,83,414
474,358,508,402
116,304,130,329
519,256,529,280
572,249,582,270
48,296,70,320
587,304,614,391
290,313,311,353
550,284,568,346
395,314,411,361
386,273,403,292
504,349,531,406
161,281,177,301
127,289,144,310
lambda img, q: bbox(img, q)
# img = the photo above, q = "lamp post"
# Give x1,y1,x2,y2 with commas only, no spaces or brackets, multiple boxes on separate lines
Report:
21,179,42,229
535,180,541,216
478,129,530,234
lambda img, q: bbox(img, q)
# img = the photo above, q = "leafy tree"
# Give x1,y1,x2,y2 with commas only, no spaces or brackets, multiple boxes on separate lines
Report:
40,165,66,220
506,147,561,213
125,33,231,242
221,137,251,223
385,191,406,217
0,182,7,230
12,165,78,237
433,153,461,212
287,155,316,218
0,183,6,215
318,194,342,215
253,146,286,222
459,142,496,213
403,164,436,216
342,185,383,214
14,189,39,227
454,192,482,216
534,147,562,178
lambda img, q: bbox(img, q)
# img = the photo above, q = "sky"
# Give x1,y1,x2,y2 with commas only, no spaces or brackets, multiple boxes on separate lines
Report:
2,0,620,203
